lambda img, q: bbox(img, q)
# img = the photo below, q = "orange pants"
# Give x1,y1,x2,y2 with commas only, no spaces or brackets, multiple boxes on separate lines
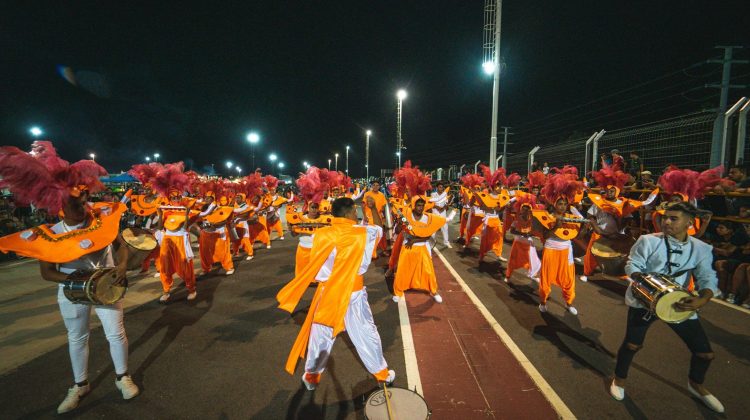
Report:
464,215,484,243
141,245,161,272
583,232,600,276
295,245,311,277
267,218,284,238
159,235,196,293
248,222,271,246
479,220,503,260
539,245,575,305
199,231,234,272
388,231,405,270
459,210,469,238
393,245,437,297
506,238,531,278
231,226,254,256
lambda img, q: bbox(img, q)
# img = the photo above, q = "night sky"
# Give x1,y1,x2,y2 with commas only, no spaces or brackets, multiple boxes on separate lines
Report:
1,1,748,176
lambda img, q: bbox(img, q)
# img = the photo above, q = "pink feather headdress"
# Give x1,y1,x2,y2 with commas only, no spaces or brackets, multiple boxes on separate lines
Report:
541,173,583,205
480,165,507,187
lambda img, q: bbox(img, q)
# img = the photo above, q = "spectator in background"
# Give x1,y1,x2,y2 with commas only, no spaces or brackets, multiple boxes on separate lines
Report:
542,162,550,175
611,149,625,171
531,161,540,172
629,151,643,180
637,171,656,190
706,220,747,297
600,152,611,168
726,165,750,215
725,223,750,307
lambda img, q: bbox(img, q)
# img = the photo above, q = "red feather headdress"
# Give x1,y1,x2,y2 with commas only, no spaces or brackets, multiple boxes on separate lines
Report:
591,164,629,191
151,162,192,198
461,172,485,189
527,171,546,189
296,166,328,204
263,175,279,192
480,165,507,187
504,172,521,188
658,165,726,201
393,161,431,197
540,173,583,205
0,141,107,213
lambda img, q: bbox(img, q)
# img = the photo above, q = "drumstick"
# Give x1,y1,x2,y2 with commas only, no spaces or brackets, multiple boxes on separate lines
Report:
383,382,395,420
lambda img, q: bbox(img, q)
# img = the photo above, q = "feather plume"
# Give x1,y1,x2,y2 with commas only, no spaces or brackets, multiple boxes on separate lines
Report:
151,162,191,197
527,171,546,189
504,172,521,188
460,172,485,189
591,164,629,190
480,165,507,187
540,173,583,205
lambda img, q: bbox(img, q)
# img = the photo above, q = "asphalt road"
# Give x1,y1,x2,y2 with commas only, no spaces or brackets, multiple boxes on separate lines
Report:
1,217,748,419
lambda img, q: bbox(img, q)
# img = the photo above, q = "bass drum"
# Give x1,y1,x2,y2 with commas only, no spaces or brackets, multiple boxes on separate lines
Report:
364,387,430,420
121,227,158,271
591,233,635,276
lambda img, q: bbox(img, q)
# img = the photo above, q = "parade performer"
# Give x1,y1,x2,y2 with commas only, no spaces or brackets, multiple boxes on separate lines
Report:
0,141,139,413
505,191,542,282
392,197,447,303
276,198,394,390
476,165,511,262
197,181,235,276
652,166,725,237
533,173,585,315
361,180,388,259
500,171,522,243
290,166,336,277
263,175,287,241
429,181,454,248
153,163,198,303
583,165,658,281
231,192,255,260
247,192,273,249
458,172,484,243
610,202,724,413
128,163,166,275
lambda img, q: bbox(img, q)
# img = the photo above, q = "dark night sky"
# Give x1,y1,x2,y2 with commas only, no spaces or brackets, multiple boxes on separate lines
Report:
1,1,748,176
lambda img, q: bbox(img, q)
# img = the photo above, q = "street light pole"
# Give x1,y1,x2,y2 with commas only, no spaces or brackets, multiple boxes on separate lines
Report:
365,130,372,179
484,0,503,171
396,90,407,168
328,159,332,170
335,153,339,171
247,132,260,170
345,146,350,175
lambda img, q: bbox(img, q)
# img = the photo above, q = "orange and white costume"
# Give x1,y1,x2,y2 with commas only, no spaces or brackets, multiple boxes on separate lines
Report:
198,199,234,273
392,209,446,298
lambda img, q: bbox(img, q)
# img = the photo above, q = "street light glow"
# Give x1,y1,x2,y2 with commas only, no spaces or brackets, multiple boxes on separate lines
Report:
396,152,401,157
366,130,372,136
397,89,407,100
89,153,96,160
29,126,43,137
154,153,160,159
226,161,233,169
278,162,285,169
236,166,242,173
145,156,151,162
482,61,496,75
247,132,260,144
269,153,277,162
335,153,339,158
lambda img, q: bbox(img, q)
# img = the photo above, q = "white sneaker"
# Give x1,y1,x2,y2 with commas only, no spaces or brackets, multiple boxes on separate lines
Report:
574,257,583,265
246,255,254,261
153,272,161,278
499,256,508,262
266,245,271,249
433,294,443,303
567,305,578,316
301,373,316,391
158,293,170,304
392,295,400,303
445,242,453,249
538,304,548,313
531,277,540,283
609,380,624,401
187,291,197,301
57,384,90,414
724,293,736,304
226,269,235,275
115,376,140,400
687,382,724,413
579,275,588,282
384,370,396,386
741,302,750,309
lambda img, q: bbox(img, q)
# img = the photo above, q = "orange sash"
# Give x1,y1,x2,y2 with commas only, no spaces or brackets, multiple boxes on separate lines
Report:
0,202,126,263
276,218,367,375
404,209,446,237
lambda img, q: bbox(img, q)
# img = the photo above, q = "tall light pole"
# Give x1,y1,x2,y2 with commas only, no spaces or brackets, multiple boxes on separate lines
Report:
396,89,407,168
226,160,233,176
29,126,43,138
365,130,372,179
335,153,339,171
89,153,96,161
483,0,503,171
345,146,350,175
236,166,242,176
328,158,332,170
269,153,277,175
153,153,160,162
247,132,260,170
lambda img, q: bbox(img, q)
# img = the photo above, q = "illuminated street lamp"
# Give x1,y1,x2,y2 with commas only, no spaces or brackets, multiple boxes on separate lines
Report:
226,161,233,168
335,153,339,171
145,156,151,162
396,89,407,167
29,126,43,137
345,145,350,175
153,153,160,162
365,130,372,179
328,159,332,170
247,132,260,169
89,153,96,161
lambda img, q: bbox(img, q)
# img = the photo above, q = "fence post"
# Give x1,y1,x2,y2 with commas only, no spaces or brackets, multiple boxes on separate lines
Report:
528,146,540,174
735,99,750,165
722,97,747,167
591,129,606,172
584,132,597,178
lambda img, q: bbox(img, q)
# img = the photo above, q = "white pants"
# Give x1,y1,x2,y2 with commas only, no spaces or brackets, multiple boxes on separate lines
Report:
305,288,387,376
431,209,449,244
57,286,128,383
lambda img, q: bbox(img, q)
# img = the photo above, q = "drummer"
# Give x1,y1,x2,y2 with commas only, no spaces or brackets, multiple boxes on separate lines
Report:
0,141,140,413
610,201,723,413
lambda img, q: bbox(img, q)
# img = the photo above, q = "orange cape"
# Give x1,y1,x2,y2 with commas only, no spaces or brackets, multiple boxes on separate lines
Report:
0,202,126,263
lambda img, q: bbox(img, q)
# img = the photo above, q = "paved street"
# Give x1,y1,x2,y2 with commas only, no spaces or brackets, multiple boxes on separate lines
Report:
1,220,748,419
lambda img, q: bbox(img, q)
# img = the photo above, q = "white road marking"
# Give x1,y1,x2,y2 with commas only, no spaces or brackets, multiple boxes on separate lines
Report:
397,295,424,396
435,248,576,420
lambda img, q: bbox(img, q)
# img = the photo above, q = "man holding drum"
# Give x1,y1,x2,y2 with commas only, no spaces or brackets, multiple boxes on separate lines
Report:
0,141,140,413
611,201,723,413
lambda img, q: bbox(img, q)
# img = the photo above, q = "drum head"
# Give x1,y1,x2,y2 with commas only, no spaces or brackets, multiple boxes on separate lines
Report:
122,228,158,251
655,290,694,323
90,270,126,305
364,387,429,420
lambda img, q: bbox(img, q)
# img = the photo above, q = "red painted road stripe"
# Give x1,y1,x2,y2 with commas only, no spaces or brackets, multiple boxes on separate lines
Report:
404,254,559,419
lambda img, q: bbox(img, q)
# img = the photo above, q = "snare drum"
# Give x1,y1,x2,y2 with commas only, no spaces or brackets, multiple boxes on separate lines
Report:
122,227,158,271
63,268,126,305
591,233,634,276
364,387,430,420
631,273,695,323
